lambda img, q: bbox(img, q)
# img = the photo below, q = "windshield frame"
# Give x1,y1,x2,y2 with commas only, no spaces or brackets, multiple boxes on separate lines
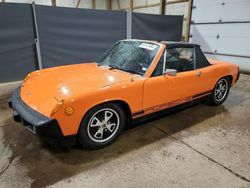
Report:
97,39,164,77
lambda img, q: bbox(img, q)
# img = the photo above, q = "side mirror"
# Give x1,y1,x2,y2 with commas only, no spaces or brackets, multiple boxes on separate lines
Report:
164,69,177,77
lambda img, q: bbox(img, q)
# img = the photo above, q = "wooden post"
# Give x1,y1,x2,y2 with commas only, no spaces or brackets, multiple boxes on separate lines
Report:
185,0,193,42
76,0,81,8
51,0,56,6
117,0,121,10
160,0,166,15
107,0,112,10
92,0,96,9
129,0,133,10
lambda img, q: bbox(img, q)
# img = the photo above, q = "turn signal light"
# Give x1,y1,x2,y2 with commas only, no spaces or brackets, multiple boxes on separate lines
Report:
65,107,74,116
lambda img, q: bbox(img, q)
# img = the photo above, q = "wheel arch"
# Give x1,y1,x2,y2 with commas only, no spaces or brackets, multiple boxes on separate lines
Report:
108,100,132,123
79,99,132,128
77,99,131,149
223,75,233,85
214,75,233,87
206,74,231,106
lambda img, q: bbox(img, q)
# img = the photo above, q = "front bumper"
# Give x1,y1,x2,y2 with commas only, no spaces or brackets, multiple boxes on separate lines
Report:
9,88,76,147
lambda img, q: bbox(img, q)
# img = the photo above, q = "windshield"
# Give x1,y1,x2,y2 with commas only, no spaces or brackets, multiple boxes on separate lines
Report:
97,40,160,75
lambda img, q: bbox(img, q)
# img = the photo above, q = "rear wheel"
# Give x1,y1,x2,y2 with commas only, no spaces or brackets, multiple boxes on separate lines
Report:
78,103,126,149
206,77,230,106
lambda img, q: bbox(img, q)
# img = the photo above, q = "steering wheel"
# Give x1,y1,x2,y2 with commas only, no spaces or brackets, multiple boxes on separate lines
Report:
137,62,147,73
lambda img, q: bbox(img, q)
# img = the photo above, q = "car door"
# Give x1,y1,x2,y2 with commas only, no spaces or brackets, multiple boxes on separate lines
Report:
143,46,209,114
192,46,218,94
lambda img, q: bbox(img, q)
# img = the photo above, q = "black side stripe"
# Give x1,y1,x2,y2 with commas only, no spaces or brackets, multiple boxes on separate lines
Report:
132,110,144,117
193,90,212,99
132,90,212,117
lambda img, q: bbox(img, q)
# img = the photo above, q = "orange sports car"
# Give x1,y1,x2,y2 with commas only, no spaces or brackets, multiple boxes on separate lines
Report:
9,39,239,149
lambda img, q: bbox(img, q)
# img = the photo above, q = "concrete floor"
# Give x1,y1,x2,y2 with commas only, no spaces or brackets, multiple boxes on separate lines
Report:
0,75,250,188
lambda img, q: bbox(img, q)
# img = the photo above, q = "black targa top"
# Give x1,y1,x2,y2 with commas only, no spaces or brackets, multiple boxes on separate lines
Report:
160,41,200,48
160,41,211,69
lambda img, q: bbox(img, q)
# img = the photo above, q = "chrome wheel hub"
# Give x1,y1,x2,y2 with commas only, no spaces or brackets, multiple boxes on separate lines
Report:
215,79,228,102
87,108,119,142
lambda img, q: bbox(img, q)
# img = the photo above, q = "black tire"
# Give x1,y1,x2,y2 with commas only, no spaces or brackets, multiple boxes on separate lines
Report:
78,103,126,149
206,77,230,106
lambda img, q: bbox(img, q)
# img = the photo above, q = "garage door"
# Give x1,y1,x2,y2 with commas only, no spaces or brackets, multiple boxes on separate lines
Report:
189,0,250,72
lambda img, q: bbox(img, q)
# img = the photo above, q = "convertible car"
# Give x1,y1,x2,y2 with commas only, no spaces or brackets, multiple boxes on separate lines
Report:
9,39,239,149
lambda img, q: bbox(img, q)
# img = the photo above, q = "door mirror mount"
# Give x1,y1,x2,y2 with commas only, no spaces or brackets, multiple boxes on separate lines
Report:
164,69,177,77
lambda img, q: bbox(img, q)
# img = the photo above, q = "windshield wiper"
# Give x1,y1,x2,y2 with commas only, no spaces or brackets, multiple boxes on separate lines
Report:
109,65,142,75
109,65,121,70
123,69,142,75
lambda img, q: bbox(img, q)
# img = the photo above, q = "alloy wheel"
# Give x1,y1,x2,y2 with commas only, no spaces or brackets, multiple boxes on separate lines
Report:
214,78,228,102
87,108,120,143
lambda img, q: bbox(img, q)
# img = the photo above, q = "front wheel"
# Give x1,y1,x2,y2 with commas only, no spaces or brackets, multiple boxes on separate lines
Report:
78,103,126,149
206,77,230,106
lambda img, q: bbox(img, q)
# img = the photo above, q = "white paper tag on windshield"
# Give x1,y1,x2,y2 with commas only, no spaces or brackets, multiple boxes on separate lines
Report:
139,43,157,51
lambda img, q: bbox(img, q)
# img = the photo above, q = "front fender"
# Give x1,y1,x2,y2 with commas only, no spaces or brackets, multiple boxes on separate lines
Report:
53,79,144,136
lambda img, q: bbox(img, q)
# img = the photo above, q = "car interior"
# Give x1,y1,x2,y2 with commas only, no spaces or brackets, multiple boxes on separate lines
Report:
165,47,194,72
151,46,193,77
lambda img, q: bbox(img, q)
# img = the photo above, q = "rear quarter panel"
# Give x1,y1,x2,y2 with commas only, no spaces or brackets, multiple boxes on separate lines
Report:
208,59,239,86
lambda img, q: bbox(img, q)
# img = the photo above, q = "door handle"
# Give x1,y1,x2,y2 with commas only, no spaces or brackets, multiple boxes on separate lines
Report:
196,71,202,77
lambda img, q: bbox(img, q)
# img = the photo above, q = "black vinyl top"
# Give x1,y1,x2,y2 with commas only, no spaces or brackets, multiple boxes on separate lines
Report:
160,41,200,48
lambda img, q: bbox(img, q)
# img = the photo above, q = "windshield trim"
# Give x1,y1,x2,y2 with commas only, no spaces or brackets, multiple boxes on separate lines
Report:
144,42,165,78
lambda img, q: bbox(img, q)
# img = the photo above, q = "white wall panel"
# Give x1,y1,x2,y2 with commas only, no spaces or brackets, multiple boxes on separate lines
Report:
133,0,159,7
78,0,92,9
190,23,250,56
57,0,79,8
5,0,106,9
192,0,250,23
133,6,160,14
191,0,250,72
165,2,188,18
6,0,51,5
111,0,119,10
119,0,129,9
96,0,107,10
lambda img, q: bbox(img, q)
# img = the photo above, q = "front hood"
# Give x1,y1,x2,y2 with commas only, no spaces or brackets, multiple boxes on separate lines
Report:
20,63,135,116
